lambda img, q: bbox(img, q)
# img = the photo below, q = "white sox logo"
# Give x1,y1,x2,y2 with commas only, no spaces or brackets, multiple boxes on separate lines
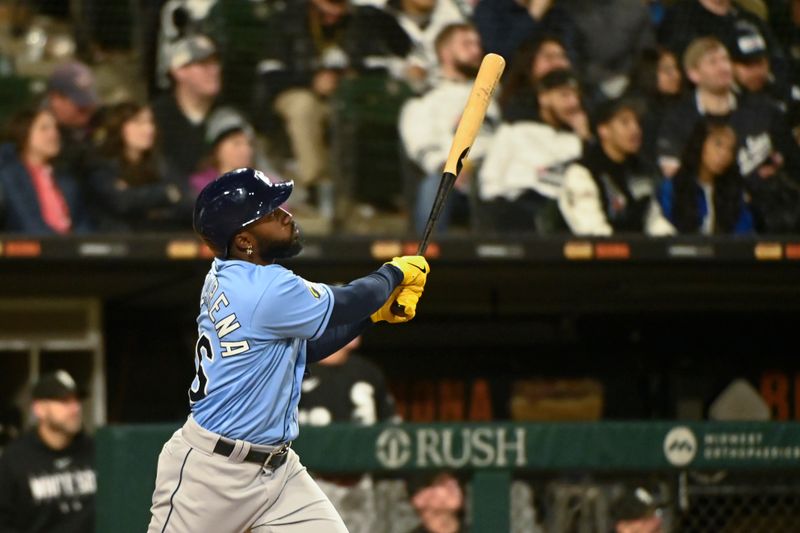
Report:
376,427,527,469
664,426,697,467
376,428,412,469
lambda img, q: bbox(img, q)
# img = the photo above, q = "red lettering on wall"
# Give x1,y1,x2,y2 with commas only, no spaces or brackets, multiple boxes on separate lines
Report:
469,379,493,421
390,379,495,422
438,380,465,421
760,372,790,420
410,381,437,422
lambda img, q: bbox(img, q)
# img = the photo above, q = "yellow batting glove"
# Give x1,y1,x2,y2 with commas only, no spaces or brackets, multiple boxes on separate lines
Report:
371,285,424,323
386,256,430,288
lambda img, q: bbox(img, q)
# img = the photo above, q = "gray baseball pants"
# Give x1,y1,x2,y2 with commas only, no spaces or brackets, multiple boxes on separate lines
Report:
147,416,348,532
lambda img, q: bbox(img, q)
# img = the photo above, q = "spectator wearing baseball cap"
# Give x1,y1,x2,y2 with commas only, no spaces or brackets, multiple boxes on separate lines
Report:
559,98,673,236
609,486,665,533
151,34,222,188
655,37,796,181
44,61,101,183
0,370,96,533
658,0,785,80
731,25,790,108
47,62,100,128
188,106,257,195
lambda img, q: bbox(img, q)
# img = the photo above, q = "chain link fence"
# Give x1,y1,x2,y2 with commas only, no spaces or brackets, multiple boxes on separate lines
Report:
317,471,800,533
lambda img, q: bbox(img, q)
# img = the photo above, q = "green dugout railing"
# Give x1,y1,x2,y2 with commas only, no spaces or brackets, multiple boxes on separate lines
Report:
96,421,800,532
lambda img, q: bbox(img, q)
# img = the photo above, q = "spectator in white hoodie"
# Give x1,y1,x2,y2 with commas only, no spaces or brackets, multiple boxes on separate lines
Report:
399,23,500,235
479,69,590,233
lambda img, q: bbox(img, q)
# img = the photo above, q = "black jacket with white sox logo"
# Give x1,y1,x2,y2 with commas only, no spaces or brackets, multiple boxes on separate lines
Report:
656,91,798,180
0,430,95,533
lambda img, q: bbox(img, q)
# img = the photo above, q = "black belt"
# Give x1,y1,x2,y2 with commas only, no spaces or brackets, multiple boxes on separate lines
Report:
213,438,290,469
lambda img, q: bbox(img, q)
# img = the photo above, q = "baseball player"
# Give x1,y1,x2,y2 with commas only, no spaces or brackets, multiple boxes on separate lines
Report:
147,167,429,533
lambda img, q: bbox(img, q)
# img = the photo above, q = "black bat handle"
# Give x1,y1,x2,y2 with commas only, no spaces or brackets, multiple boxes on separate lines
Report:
389,239,426,317
390,172,458,317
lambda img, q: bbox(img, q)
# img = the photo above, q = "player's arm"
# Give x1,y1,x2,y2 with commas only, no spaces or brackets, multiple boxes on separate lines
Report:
308,257,429,360
326,264,403,327
303,266,400,360
328,256,429,326
307,318,371,363
256,256,428,340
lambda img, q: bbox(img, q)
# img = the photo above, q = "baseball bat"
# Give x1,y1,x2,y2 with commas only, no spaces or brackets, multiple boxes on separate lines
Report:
391,53,506,316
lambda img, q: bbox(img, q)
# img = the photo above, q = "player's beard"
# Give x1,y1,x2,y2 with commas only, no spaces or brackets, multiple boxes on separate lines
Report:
259,222,303,261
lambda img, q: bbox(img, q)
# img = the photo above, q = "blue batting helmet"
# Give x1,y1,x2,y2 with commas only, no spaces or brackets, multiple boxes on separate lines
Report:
193,168,293,257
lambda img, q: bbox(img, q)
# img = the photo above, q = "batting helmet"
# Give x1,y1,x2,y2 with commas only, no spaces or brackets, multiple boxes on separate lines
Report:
193,167,293,257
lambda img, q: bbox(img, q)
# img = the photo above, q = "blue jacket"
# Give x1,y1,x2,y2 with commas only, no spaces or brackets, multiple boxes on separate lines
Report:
657,179,754,235
0,143,91,234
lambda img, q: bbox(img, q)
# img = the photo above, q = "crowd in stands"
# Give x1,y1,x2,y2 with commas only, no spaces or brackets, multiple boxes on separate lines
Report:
0,0,799,238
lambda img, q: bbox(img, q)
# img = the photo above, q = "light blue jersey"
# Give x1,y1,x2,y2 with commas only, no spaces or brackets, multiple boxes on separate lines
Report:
189,258,334,444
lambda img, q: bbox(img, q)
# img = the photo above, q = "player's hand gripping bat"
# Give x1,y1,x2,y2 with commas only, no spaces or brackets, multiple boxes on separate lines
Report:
391,53,506,317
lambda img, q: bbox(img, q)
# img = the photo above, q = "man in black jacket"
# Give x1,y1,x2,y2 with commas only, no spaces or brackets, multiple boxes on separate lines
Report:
656,36,795,180
658,0,786,85
0,371,95,533
151,34,222,186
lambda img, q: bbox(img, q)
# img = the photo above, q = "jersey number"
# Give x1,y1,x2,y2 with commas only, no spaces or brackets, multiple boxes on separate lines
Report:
189,334,214,403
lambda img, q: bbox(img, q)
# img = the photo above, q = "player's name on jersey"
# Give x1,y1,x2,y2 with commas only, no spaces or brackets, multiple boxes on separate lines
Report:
201,271,250,357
